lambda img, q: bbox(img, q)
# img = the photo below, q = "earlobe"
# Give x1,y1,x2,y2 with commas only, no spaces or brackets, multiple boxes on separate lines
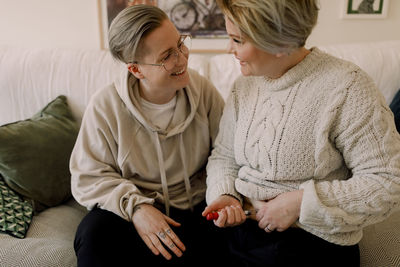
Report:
127,63,145,79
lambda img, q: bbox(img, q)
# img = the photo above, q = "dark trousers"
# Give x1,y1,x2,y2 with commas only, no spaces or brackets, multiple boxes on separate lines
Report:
74,201,231,267
226,220,360,267
75,204,360,267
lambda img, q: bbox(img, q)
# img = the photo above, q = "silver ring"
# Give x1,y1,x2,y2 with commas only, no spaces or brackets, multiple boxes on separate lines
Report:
265,225,273,232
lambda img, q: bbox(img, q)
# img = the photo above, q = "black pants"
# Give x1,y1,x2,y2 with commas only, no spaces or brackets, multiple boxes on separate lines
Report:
74,201,231,267
75,204,359,267
226,220,360,267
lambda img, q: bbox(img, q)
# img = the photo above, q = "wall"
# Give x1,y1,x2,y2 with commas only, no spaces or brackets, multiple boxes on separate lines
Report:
0,0,101,49
307,0,400,47
0,0,399,51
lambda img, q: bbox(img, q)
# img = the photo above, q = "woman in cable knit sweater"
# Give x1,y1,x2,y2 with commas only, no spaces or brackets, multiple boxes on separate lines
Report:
202,0,400,266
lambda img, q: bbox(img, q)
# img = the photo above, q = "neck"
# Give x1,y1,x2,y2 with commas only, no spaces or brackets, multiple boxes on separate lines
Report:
269,47,310,79
138,82,177,104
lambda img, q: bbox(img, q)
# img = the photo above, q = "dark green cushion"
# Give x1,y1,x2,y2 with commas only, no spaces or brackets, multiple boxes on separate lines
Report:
0,95,79,211
0,175,33,238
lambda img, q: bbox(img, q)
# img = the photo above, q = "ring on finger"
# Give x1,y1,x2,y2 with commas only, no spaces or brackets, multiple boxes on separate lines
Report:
164,228,175,239
265,225,273,232
158,231,167,239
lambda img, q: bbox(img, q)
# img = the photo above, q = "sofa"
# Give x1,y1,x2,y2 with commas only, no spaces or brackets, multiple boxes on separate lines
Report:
0,40,399,267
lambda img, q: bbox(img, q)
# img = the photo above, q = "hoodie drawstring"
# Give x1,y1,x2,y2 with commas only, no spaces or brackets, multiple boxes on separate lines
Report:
179,134,194,212
153,132,194,216
154,132,170,216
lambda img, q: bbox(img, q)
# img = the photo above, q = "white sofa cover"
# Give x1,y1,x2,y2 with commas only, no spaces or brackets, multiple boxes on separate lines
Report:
0,40,400,266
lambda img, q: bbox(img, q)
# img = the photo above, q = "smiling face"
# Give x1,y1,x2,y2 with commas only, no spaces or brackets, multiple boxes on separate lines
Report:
129,19,190,104
225,18,283,78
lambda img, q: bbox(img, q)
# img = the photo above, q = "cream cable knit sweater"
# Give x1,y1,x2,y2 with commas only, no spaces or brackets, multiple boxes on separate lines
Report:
206,48,400,245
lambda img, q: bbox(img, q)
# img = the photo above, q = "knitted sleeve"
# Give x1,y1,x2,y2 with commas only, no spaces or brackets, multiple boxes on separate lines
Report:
206,86,242,205
299,70,400,244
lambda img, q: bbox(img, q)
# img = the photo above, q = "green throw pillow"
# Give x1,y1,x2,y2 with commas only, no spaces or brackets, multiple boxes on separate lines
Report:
0,175,33,238
0,95,79,211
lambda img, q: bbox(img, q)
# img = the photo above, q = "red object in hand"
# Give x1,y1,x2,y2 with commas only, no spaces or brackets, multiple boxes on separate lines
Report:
212,212,219,220
206,211,219,221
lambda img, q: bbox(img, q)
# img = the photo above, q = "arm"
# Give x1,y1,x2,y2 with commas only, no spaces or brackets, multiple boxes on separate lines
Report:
71,97,187,259
299,72,400,237
204,85,248,226
205,88,242,205
70,98,154,221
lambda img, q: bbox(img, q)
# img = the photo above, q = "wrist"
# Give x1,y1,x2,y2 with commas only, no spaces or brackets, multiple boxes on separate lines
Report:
222,193,240,202
132,203,151,216
295,189,304,217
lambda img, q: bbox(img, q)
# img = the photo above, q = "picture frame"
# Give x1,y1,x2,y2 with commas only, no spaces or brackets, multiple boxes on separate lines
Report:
98,0,228,53
341,0,390,19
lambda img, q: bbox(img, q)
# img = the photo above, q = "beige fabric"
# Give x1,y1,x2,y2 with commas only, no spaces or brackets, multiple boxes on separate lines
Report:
359,211,400,267
0,199,86,267
70,69,224,221
206,48,400,246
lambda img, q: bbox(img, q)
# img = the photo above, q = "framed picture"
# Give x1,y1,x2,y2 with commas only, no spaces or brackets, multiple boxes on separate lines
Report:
341,0,390,19
99,0,228,53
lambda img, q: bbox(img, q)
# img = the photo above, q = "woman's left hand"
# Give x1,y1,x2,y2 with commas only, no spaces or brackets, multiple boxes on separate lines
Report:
255,189,303,233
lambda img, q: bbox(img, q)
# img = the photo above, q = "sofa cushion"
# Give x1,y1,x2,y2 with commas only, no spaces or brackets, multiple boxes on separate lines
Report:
0,199,87,267
359,211,400,267
0,95,79,211
0,175,33,238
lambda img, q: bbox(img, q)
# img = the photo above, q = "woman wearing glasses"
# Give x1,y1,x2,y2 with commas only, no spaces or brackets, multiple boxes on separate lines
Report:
70,5,226,267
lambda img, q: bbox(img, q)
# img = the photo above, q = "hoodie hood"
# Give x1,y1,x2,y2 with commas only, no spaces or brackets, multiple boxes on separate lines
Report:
114,69,201,136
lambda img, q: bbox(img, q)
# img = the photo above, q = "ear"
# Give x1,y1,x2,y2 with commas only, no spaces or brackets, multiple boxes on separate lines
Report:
127,63,145,79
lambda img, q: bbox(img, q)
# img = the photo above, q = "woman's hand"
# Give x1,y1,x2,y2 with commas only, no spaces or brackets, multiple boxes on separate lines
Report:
256,190,303,233
131,204,186,260
202,195,246,228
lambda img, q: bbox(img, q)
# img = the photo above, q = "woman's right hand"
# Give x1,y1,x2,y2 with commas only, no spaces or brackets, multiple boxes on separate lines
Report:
202,195,246,228
131,204,186,260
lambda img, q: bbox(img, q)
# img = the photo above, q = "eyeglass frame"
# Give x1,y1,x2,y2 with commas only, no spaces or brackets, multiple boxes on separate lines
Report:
130,34,192,72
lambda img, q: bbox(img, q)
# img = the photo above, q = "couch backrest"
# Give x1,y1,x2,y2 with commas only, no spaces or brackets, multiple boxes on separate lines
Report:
1,40,400,126
0,46,209,126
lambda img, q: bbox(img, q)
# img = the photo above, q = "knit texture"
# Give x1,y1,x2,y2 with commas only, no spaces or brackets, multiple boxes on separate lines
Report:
206,48,400,245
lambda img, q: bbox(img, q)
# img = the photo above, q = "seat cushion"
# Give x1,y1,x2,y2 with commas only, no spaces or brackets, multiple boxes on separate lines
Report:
0,199,87,267
359,211,400,267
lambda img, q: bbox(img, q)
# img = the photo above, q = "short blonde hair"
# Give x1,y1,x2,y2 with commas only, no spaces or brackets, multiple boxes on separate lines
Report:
108,5,168,63
216,0,319,54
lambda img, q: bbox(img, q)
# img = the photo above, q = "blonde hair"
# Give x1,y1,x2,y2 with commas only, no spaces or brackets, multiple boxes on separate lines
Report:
108,5,168,63
216,0,319,54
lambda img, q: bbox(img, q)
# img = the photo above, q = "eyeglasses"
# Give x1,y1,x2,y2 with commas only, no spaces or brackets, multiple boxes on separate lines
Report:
132,35,192,72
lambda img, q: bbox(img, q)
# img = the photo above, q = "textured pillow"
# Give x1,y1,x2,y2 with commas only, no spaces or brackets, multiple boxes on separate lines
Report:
0,95,79,211
389,89,400,133
0,175,33,238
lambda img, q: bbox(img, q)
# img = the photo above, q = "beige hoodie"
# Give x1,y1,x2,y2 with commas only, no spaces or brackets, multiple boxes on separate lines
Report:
70,68,224,220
